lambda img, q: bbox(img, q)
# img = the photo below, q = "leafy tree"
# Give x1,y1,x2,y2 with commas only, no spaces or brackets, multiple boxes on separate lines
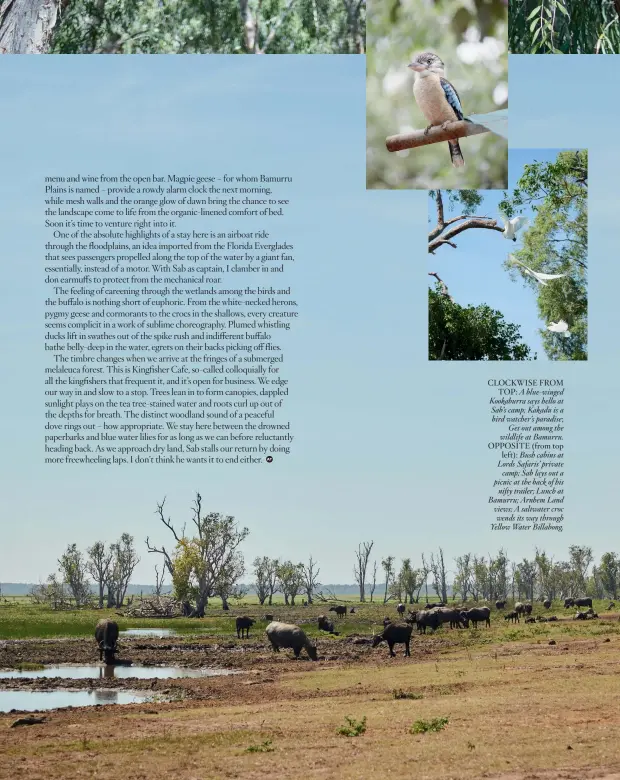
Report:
147,493,249,617
106,534,140,607
395,558,424,604
367,0,508,189
429,285,532,360
46,0,365,53
276,560,304,605
510,0,620,54
87,541,113,609
58,544,91,607
381,555,395,604
598,552,620,599
253,556,277,605
500,150,587,360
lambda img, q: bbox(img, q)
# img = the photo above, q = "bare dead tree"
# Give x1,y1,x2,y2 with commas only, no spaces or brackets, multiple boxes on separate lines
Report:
429,548,448,604
154,565,165,597
369,560,377,602
302,556,321,605
353,540,374,603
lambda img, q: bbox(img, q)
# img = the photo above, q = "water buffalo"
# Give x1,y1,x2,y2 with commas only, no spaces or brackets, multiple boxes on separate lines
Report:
608,602,615,611
566,597,592,609
397,603,406,617
461,607,491,628
515,602,526,616
495,600,506,610
432,607,465,629
543,600,552,609
424,602,446,609
264,613,274,622
416,609,441,634
236,616,255,638
350,607,356,614
504,611,519,623
317,615,339,634
523,603,533,616
536,616,548,623
547,616,558,621
372,622,413,657
329,605,347,618
265,621,318,661
383,616,392,628
95,619,119,665
525,617,536,624
574,611,588,620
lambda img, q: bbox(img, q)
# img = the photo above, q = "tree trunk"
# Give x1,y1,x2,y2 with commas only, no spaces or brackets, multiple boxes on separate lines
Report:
0,0,61,53
98,583,104,609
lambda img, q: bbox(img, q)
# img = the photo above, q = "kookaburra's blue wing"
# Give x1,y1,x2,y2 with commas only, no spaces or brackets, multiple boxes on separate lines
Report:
440,78,464,121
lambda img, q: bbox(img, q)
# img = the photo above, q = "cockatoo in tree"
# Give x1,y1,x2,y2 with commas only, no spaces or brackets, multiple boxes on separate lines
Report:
502,215,528,241
547,320,570,337
508,255,567,286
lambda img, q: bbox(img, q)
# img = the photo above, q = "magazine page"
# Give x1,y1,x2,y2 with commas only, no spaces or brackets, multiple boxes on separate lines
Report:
0,3,618,780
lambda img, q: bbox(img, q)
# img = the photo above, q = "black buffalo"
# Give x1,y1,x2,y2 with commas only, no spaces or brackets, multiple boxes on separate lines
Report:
236,616,255,638
95,619,119,665
372,623,413,657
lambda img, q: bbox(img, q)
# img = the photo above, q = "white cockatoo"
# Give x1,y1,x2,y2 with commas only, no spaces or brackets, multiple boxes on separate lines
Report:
508,255,567,286
502,215,528,241
547,320,570,337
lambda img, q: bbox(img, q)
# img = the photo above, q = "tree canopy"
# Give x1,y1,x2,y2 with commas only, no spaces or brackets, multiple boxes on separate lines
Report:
509,0,620,54
429,286,532,360
499,150,588,361
47,0,365,53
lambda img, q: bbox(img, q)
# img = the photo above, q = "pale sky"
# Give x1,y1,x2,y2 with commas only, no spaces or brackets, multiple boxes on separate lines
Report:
0,54,617,586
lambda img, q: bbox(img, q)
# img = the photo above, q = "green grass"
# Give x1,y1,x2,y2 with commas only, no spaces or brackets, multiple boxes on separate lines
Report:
245,739,275,753
1,597,618,644
410,716,449,734
337,716,367,737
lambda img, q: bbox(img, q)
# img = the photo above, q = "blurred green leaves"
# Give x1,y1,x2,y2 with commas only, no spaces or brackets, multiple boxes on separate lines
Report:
509,0,620,54
51,0,366,53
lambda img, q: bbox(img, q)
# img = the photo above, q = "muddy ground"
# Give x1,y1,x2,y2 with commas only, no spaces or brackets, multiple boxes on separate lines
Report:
3,629,620,779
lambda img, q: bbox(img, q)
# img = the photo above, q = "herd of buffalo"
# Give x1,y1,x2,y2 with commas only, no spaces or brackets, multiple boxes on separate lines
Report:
94,596,611,665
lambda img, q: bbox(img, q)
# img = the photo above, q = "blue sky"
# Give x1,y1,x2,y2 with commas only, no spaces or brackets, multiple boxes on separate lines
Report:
428,148,574,359
0,54,618,587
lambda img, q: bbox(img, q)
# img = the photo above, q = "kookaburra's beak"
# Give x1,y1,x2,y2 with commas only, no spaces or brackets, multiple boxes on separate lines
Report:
408,62,425,72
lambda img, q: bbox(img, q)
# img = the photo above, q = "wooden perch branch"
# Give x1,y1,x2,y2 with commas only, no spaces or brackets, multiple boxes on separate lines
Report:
386,120,489,153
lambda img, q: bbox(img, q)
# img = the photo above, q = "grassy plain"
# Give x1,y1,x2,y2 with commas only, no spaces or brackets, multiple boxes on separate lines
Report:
2,597,620,779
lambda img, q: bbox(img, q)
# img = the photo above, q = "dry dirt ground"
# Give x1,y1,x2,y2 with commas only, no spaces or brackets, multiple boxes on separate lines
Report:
2,633,620,780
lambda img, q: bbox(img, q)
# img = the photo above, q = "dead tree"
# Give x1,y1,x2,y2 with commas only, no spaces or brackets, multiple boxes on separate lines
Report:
353,541,374,603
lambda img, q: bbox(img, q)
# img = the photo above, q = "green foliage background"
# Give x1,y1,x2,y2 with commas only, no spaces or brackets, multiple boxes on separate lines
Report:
509,0,620,54
51,0,365,53
366,0,508,190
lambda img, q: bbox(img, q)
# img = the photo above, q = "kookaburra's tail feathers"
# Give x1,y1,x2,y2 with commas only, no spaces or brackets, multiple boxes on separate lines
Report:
448,140,465,168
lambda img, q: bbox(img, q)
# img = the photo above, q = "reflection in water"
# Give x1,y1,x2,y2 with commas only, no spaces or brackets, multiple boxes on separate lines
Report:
0,665,238,680
0,689,148,713
120,629,176,638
